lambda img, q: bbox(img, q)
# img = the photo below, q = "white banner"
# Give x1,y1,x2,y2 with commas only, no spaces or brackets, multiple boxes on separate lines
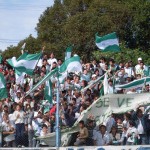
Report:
74,93,150,126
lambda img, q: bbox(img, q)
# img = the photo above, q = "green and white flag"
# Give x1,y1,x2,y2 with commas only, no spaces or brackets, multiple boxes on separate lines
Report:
44,79,52,103
115,77,150,89
26,55,82,96
65,46,73,60
59,54,82,83
60,54,82,73
7,52,42,76
95,32,120,52
0,73,7,100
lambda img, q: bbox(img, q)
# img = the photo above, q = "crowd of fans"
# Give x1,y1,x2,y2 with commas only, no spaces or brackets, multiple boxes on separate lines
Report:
0,52,149,147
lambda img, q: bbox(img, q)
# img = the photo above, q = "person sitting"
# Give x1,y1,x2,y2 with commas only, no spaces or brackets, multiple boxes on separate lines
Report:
86,119,95,146
93,124,109,146
74,120,89,146
39,124,50,147
109,126,121,145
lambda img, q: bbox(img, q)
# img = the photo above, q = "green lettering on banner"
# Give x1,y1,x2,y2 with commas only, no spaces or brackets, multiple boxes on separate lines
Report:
96,100,103,108
96,98,110,108
117,98,126,107
104,98,109,107
126,98,133,107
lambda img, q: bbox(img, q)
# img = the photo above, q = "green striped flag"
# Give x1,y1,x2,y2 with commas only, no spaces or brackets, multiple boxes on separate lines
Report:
7,52,42,76
115,77,150,89
44,79,52,103
95,32,120,52
26,55,82,96
59,55,82,83
0,73,7,100
60,55,82,73
65,46,73,60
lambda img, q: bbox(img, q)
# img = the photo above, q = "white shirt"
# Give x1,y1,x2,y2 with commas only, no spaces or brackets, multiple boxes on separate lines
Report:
108,85,114,94
137,119,144,134
48,58,57,69
73,96,82,106
135,64,148,72
135,64,140,71
124,67,134,77
14,97,22,103
99,62,105,70
37,59,43,67
32,120,41,136
93,131,109,146
13,110,24,124
2,121,15,131
123,120,129,128
126,127,138,143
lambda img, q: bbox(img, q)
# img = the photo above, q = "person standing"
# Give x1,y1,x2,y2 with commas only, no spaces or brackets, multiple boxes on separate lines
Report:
13,104,25,147
132,106,150,145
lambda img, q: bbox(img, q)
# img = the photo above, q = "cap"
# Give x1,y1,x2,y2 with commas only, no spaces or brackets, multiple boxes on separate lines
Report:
99,124,106,128
92,74,97,78
138,57,142,61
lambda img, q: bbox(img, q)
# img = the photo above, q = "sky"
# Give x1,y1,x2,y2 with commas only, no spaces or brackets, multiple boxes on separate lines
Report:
0,0,54,51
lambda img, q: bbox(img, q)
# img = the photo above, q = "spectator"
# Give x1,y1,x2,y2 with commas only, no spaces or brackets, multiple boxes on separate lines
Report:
123,113,131,128
93,124,109,146
13,104,25,147
47,53,57,70
74,120,88,146
136,62,149,77
132,107,150,145
99,57,106,71
109,126,121,145
86,119,95,146
126,120,138,145
124,62,135,78
39,124,49,147
2,113,15,147
0,52,150,148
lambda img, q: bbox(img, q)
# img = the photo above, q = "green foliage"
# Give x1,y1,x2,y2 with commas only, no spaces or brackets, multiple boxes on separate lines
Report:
2,0,150,63
93,44,150,65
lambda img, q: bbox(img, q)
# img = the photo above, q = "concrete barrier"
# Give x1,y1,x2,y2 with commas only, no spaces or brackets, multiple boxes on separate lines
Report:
0,146,150,150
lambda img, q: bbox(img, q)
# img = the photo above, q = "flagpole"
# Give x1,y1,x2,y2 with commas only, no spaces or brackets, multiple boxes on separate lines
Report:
56,69,61,147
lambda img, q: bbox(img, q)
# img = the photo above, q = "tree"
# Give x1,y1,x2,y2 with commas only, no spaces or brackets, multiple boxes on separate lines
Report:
36,0,150,62
2,0,150,64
